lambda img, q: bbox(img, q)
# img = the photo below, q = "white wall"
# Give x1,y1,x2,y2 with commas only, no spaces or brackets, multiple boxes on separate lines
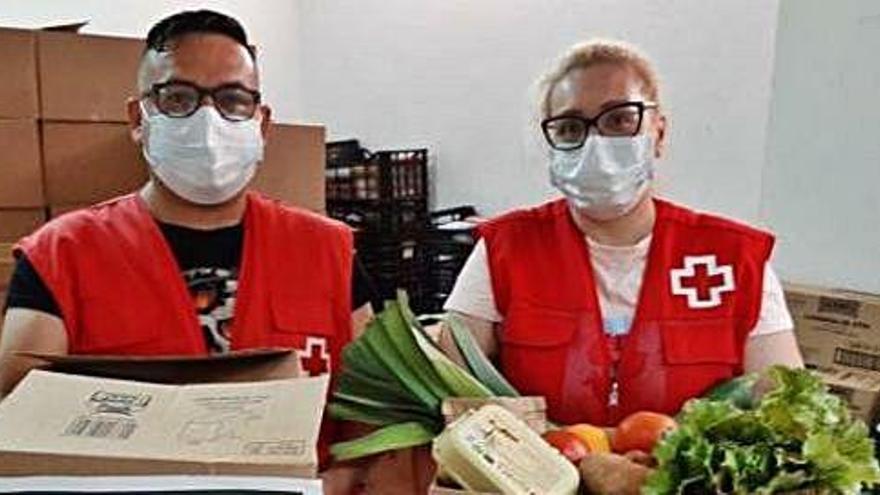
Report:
0,0,302,122
8,1,875,292
295,0,781,220
761,0,880,292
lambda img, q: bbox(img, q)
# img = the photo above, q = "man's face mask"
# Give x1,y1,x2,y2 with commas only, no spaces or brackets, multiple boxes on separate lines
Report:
140,82,264,205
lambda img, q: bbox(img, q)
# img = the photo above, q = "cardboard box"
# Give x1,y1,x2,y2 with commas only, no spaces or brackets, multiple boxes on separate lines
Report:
254,123,326,212
429,483,498,495
41,122,148,205
0,29,39,119
0,119,43,207
49,204,91,219
42,122,326,211
0,349,327,482
37,31,143,122
441,396,547,434
0,259,13,291
785,283,880,373
0,209,45,243
429,397,549,495
814,367,880,423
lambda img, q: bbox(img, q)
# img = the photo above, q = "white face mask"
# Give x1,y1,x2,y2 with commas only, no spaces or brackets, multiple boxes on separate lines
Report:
549,134,654,221
141,105,264,205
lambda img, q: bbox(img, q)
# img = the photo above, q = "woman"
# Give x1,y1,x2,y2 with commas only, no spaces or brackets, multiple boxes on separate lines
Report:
444,39,803,426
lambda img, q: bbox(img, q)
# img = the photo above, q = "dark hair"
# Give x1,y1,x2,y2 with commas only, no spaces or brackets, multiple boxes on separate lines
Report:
145,10,255,60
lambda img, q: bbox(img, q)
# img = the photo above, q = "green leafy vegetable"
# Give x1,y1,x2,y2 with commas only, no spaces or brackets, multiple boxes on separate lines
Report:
644,366,880,495
328,294,515,460
447,314,519,397
330,422,437,461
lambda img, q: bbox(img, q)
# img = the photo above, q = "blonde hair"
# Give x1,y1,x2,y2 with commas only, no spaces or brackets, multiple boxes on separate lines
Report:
538,39,661,119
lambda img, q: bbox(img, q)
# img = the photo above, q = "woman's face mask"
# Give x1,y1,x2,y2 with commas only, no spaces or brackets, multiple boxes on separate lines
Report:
140,105,264,205
549,134,655,221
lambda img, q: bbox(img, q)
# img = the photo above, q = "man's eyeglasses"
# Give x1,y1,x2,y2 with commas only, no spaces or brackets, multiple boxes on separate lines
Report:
541,101,658,151
143,80,261,122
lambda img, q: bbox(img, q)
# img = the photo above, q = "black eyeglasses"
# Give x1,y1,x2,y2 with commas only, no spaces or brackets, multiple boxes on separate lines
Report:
541,101,658,151
143,80,262,122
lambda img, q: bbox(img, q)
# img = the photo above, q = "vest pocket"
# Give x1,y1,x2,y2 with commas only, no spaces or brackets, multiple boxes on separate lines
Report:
270,296,336,344
660,319,739,365
499,306,578,410
659,319,740,408
75,296,160,354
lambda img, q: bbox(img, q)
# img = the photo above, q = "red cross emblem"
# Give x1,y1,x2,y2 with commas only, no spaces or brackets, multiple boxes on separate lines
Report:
296,337,330,376
670,255,735,309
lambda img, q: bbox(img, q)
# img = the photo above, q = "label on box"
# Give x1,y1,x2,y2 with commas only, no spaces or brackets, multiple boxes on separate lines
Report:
814,367,880,423
786,283,880,373
0,371,327,467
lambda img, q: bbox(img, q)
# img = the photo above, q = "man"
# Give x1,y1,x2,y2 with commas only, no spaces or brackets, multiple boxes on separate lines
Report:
0,10,372,491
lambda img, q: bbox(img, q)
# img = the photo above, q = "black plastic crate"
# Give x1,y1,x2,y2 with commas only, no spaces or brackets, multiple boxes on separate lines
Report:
326,139,367,168
326,148,428,202
329,199,429,234
429,206,477,225
355,233,430,309
418,206,480,313
373,149,428,201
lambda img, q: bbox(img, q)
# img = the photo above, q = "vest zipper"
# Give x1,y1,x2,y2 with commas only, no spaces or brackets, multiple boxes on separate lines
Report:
608,336,622,419
608,370,620,408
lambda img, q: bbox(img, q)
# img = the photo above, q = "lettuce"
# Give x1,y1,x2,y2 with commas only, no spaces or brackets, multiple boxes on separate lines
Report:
644,366,880,494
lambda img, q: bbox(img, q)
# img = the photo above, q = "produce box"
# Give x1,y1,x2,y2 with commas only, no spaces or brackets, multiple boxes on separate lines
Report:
785,282,880,374
430,398,551,494
814,367,880,424
0,349,326,486
431,405,579,495
441,396,547,434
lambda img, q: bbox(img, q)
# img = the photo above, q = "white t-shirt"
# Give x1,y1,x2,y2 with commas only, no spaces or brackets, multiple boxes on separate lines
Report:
444,237,794,338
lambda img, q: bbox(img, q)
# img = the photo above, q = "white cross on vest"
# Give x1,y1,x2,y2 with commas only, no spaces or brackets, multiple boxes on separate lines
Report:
669,255,735,309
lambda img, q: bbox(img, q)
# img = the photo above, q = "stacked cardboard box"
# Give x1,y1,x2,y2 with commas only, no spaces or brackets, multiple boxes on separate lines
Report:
785,282,880,423
0,26,326,247
0,28,44,276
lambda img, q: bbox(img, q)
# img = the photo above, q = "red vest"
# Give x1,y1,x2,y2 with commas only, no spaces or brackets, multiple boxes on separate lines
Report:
480,198,773,426
16,192,353,463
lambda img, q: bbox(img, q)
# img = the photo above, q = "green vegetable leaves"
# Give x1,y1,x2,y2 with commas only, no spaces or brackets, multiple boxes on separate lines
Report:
328,293,516,460
644,366,880,494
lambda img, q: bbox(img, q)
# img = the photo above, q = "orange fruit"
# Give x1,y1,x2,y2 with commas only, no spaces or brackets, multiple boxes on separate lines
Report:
611,411,677,454
542,429,589,464
565,423,611,453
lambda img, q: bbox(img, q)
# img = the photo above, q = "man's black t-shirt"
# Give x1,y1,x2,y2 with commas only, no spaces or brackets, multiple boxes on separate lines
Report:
4,221,377,353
